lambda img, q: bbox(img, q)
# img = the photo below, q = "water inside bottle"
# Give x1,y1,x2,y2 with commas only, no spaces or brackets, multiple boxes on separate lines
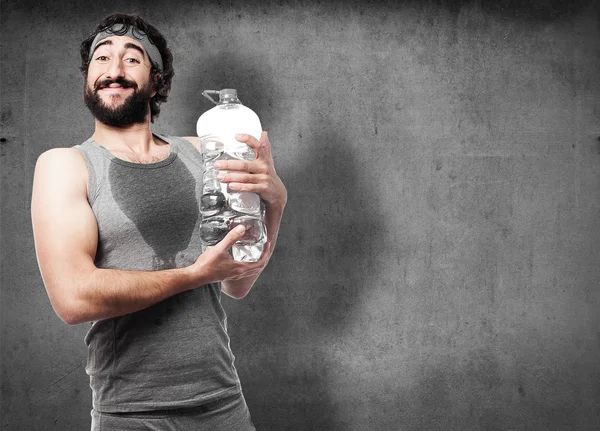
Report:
200,192,225,216
199,215,229,246
228,191,261,215
201,137,224,161
199,213,265,248
232,241,264,262
228,141,255,160
197,88,265,262
229,215,265,244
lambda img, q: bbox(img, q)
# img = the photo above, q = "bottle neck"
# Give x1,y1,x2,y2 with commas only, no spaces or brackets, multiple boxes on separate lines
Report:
218,94,241,105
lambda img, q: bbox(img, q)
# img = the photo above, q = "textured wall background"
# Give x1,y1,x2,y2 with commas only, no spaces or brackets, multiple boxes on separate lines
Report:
2,0,599,429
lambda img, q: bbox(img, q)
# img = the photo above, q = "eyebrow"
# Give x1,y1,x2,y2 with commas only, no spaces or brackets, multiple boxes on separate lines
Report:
92,40,146,57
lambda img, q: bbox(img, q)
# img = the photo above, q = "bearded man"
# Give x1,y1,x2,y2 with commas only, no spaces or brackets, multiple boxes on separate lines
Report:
31,13,286,430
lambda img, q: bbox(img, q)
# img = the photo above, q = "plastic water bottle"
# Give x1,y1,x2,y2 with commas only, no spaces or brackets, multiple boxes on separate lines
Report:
196,89,266,262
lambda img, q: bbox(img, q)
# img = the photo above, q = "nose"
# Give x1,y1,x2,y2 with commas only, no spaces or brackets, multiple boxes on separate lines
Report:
106,57,125,80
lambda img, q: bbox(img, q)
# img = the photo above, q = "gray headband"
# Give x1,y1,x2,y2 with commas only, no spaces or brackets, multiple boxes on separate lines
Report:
89,24,163,71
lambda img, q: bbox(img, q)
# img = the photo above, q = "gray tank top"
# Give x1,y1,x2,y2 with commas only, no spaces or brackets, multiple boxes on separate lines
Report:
74,135,241,413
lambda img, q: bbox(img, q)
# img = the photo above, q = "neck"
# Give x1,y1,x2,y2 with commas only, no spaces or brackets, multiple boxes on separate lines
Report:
92,117,155,154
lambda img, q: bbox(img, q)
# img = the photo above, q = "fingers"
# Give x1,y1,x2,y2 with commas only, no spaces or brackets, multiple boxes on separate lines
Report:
216,170,269,194
214,159,268,175
213,131,272,173
217,171,268,185
235,132,272,160
227,245,270,280
234,133,260,156
213,226,269,264
218,236,270,281
214,225,246,252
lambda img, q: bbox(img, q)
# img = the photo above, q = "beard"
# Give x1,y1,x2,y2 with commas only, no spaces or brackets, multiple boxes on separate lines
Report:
84,77,154,127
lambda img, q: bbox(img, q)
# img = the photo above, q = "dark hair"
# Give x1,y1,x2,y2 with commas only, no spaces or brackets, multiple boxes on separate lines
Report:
80,14,174,123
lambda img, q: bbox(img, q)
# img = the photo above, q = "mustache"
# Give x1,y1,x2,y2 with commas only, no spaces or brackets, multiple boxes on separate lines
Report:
95,77,138,91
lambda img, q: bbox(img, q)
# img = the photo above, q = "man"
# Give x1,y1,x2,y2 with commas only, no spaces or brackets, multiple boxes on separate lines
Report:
31,13,286,430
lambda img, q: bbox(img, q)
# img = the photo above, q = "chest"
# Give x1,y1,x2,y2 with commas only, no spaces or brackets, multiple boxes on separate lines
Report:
93,156,204,269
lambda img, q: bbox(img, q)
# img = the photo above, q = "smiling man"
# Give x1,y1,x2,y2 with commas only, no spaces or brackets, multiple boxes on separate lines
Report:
31,14,286,431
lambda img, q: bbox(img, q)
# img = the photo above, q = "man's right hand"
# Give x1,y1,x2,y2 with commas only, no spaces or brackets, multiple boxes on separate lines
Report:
191,225,269,285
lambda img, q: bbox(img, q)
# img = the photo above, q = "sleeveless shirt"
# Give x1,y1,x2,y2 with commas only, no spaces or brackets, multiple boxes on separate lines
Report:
74,135,241,413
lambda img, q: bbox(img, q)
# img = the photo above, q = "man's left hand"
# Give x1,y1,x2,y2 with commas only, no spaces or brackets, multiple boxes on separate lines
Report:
214,132,287,209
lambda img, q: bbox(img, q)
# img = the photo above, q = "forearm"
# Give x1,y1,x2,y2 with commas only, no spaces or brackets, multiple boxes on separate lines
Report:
221,202,285,299
59,265,201,324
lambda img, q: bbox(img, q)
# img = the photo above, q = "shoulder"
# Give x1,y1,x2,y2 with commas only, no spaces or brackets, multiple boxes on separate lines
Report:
154,133,199,149
35,147,88,186
179,136,200,151
36,147,86,166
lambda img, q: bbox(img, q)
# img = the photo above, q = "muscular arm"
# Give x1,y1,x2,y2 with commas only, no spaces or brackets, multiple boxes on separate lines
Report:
31,148,255,324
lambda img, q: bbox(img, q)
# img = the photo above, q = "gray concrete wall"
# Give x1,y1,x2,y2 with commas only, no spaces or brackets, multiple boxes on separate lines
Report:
2,0,599,429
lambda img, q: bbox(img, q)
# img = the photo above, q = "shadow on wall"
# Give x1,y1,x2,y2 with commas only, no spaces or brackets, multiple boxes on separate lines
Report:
195,52,387,429
242,125,387,430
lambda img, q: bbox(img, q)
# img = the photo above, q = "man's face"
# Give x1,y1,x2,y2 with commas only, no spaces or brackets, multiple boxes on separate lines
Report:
84,35,156,127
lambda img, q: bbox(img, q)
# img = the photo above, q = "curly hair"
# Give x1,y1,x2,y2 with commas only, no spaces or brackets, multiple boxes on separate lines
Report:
80,14,174,123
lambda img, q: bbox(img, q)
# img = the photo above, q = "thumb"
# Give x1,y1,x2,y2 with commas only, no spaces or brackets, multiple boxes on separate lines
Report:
216,225,246,251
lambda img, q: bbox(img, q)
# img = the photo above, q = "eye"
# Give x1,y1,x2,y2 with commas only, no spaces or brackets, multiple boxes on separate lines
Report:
125,57,141,64
95,55,109,61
